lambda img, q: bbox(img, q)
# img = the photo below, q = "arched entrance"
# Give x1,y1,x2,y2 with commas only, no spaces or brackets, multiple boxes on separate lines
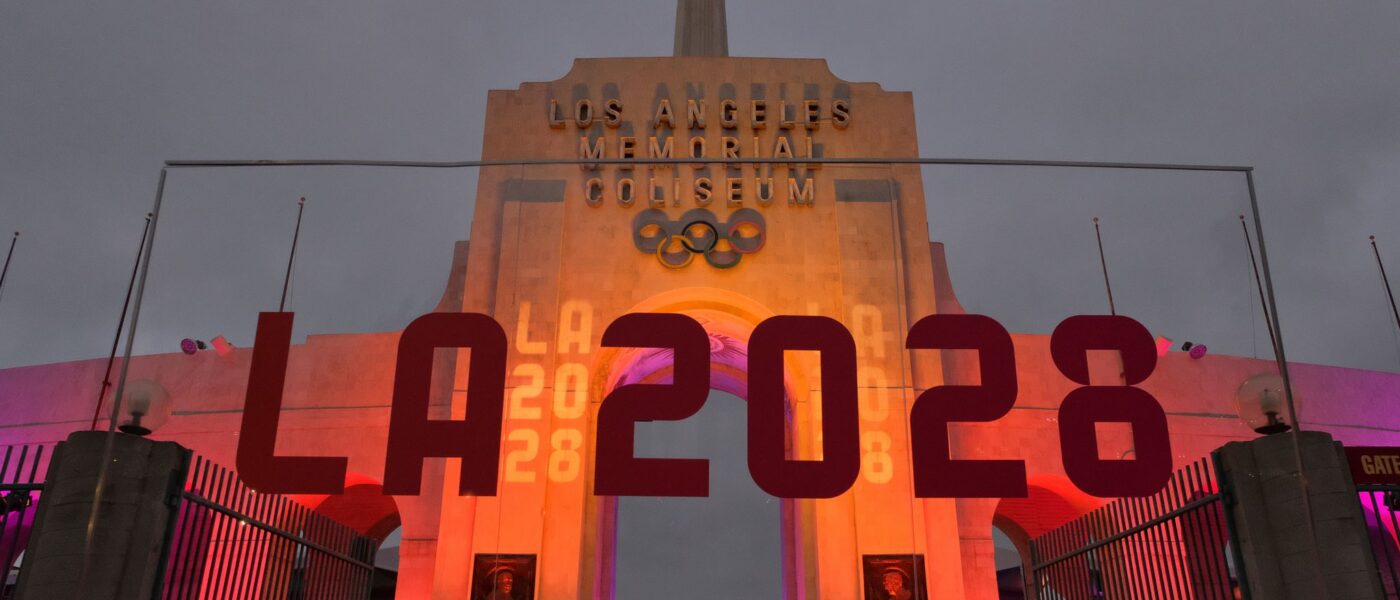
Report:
303,474,402,599
990,477,1099,598
585,289,814,599
616,389,783,598
990,520,1027,599
372,526,403,599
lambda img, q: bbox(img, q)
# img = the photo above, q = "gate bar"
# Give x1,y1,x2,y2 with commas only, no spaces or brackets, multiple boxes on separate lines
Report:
177,492,374,570
1031,493,1222,572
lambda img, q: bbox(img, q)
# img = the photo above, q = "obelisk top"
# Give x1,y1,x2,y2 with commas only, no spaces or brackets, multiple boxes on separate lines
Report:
674,0,728,57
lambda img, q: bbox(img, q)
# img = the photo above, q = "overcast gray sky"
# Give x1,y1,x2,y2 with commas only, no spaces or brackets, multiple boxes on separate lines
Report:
2,1,1398,375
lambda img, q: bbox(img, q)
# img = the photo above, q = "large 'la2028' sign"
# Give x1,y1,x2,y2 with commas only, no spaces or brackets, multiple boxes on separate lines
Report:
236,313,1171,499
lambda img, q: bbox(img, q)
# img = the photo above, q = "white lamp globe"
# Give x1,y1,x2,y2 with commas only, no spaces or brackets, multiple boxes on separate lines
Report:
1234,373,1291,435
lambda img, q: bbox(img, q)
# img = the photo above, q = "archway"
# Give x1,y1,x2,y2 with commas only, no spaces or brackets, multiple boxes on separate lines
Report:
586,288,813,600
990,519,1026,599
302,474,402,599
616,389,782,599
991,477,1100,598
372,526,403,599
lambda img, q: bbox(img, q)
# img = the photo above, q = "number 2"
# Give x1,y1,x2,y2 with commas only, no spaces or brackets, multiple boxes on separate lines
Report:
503,429,540,483
907,314,1025,498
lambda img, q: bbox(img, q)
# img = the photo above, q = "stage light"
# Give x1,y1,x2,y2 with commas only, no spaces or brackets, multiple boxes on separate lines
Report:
1155,336,1172,357
181,338,227,356
211,335,234,358
1178,341,1208,359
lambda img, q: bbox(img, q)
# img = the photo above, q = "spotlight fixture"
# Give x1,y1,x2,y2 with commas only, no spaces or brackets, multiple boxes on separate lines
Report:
1178,341,1208,359
210,335,235,358
181,337,231,356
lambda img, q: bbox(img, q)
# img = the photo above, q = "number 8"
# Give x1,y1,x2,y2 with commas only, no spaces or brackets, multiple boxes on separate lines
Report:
549,429,583,482
1051,315,1172,497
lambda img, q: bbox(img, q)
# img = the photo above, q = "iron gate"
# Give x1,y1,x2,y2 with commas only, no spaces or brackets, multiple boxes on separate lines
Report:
0,445,47,600
1359,485,1400,599
1027,455,1249,599
159,454,378,599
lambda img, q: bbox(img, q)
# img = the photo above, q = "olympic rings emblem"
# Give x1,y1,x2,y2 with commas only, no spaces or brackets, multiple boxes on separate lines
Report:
632,208,767,269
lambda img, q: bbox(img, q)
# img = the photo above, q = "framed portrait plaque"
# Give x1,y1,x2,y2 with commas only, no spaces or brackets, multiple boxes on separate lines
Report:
862,554,929,600
471,553,537,600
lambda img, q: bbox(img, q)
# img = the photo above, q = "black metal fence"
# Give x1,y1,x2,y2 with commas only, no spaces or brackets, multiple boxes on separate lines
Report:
0,445,47,600
1359,485,1400,599
1028,456,1247,599
160,454,378,600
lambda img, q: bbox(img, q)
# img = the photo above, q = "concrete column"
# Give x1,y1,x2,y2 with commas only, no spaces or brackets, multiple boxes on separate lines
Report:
1217,431,1386,599
396,538,438,599
14,431,187,600
674,0,728,57
953,497,998,600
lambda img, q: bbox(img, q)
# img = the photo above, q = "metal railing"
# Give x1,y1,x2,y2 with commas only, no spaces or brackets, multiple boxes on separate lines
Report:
160,454,377,600
1360,485,1400,599
0,445,47,600
1028,456,1247,599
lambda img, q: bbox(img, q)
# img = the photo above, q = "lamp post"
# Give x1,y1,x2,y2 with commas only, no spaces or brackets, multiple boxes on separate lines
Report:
116,379,171,436
1235,373,1292,435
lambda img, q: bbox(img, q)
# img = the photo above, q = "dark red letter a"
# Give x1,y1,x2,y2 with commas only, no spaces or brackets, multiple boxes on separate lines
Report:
384,313,508,496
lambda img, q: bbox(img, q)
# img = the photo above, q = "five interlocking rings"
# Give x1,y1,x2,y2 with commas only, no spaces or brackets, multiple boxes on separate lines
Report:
632,208,767,269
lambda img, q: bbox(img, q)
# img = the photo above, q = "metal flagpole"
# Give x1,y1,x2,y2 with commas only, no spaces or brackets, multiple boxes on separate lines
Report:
90,214,154,430
0,232,18,314
1092,217,1117,315
1371,236,1400,334
1240,215,1279,357
281,197,305,312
